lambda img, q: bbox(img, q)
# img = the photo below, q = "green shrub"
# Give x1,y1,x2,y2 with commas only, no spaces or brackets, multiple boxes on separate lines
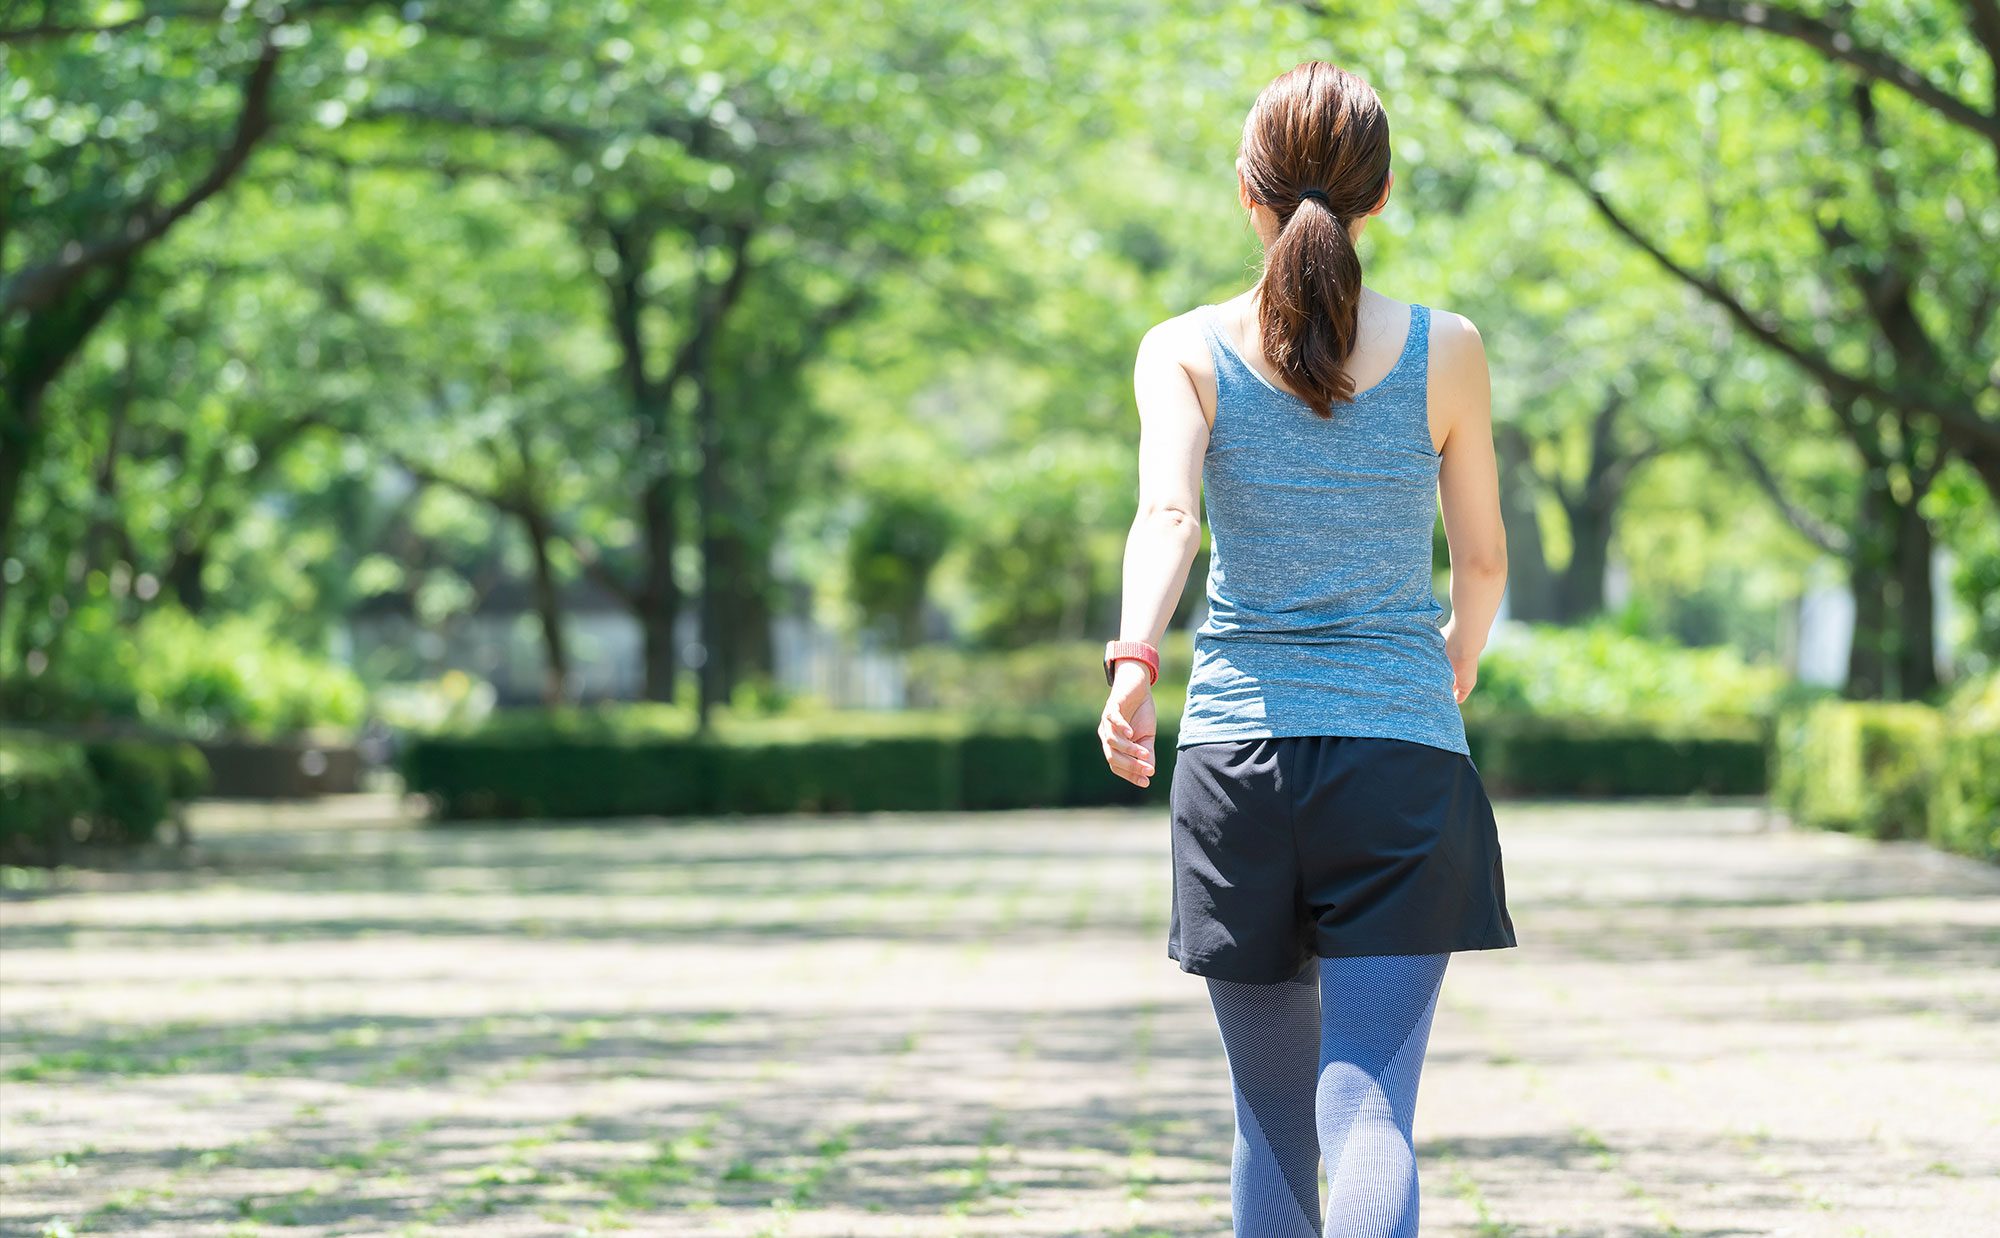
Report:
956,715,1067,811
77,740,210,844
401,739,710,820
406,698,1782,822
1774,701,1944,840
404,708,1182,820
1930,675,2000,861
710,734,962,815
162,741,213,800
0,732,206,860
81,741,175,845
1469,622,1788,726
1466,715,1768,797
904,634,1196,718
0,734,97,859
466,701,695,743
3,605,366,739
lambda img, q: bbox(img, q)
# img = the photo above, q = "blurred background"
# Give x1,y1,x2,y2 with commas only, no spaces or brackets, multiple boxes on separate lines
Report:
3,0,1995,854
4,3,1999,1234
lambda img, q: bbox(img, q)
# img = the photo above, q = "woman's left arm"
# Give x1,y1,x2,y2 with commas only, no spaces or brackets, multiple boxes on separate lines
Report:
1100,316,1210,788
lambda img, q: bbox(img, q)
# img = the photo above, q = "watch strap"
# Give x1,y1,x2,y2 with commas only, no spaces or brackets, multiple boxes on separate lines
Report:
1103,640,1160,686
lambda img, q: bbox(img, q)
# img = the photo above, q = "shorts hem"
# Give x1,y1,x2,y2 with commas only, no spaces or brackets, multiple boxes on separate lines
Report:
1171,933,1518,984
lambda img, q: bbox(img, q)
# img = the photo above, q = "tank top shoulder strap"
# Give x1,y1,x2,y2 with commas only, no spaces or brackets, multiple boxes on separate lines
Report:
1406,302,1431,369
1396,303,1440,456
1194,303,1245,385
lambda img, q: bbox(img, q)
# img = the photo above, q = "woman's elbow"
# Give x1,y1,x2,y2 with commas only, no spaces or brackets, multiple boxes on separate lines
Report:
1455,546,1507,580
1138,502,1200,538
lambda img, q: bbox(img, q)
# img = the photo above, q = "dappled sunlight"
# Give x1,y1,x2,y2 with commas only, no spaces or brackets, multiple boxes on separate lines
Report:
4,800,1996,1234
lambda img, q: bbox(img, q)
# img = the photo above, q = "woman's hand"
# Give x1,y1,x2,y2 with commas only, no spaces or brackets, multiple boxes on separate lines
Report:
1100,662,1159,787
1440,616,1483,704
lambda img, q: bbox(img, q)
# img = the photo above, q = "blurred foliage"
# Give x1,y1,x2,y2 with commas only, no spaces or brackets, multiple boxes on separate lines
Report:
1773,673,2000,862
370,671,499,736
2,604,365,739
0,730,207,864
905,632,1196,717
2,0,1995,751
1469,620,1796,725
1933,672,2000,860
902,622,1795,726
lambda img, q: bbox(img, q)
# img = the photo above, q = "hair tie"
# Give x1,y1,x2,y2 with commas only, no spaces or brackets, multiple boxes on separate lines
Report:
1297,188,1331,207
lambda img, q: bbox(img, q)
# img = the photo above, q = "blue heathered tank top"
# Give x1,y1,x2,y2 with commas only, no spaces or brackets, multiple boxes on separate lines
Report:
1177,299,1469,756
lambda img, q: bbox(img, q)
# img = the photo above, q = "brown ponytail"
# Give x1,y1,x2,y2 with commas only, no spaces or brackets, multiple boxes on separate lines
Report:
1238,62,1392,421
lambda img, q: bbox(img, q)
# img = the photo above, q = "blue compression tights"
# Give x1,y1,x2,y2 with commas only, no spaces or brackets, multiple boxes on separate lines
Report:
1204,952,1450,1237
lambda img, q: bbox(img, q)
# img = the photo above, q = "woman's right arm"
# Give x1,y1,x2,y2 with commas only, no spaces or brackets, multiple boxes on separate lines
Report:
1432,310,1507,703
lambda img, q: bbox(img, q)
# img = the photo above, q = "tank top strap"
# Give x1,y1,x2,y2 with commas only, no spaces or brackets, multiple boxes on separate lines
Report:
1195,303,1248,387
1392,303,1437,456
1405,303,1431,372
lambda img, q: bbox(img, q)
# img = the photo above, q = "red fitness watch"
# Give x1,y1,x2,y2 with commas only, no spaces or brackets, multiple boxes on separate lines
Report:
1103,640,1160,686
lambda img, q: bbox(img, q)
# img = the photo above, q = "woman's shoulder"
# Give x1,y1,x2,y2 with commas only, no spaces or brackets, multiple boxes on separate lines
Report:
1135,305,1222,400
1418,302,1485,365
1137,303,1218,358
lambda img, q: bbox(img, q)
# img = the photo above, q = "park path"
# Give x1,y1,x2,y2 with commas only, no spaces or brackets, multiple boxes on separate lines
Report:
1,796,1995,1237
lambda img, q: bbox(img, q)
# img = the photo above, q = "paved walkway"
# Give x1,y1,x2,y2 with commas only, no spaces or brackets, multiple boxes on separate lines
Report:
1,797,1995,1236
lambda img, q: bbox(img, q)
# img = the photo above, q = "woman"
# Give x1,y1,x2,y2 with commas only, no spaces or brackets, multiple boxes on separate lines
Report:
1097,61,1518,1238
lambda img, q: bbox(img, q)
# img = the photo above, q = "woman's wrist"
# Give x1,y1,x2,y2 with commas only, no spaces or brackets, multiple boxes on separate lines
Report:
1110,658,1155,692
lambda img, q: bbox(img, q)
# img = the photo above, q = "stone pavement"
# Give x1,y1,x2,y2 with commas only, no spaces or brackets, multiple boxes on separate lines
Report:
1,796,1995,1237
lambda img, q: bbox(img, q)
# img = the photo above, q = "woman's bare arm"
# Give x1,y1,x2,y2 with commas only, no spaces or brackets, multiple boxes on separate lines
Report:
1101,315,1210,787
1432,310,1507,703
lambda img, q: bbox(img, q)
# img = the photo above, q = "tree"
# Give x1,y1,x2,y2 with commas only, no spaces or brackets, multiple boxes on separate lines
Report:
1384,0,1997,695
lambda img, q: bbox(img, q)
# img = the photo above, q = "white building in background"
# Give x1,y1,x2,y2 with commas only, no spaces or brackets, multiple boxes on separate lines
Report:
344,578,655,704
343,582,905,708
770,614,905,709
1793,559,1853,687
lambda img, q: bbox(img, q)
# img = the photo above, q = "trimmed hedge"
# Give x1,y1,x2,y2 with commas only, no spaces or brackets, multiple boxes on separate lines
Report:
0,735,99,861
1773,680,2000,863
401,740,710,820
403,706,1775,822
1773,701,1942,840
405,713,1182,821
0,731,210,863
1932,723,2000,861
1465,715,1768,797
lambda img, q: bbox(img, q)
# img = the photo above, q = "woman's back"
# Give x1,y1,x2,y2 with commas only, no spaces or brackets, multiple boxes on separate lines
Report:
1177,290,1468,757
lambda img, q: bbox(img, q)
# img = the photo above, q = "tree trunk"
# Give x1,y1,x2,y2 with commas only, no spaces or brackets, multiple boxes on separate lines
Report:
0,394,36,620
1554,499,1613,623
695,377,726,728
1493,426,1559,622
1890,480,1938,699
704,523,770,703
166,543,210,614
1844,473,1892,699
638,475,680,703
520,506,570,706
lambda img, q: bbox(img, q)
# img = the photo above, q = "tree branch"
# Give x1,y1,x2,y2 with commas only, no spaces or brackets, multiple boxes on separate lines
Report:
1443,80,1997,459
1627,0,2000,147
385,445,641,608
0,5,224,42
1967,0,2000,95
355,100,731,162
0,31,281,316
1720,430,1851,556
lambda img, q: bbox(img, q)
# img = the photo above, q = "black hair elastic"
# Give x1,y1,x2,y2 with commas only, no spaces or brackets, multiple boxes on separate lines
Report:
1297,188,1331,206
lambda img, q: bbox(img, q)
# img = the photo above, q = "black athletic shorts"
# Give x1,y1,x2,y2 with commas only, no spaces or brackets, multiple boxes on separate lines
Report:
1167,734,1519,984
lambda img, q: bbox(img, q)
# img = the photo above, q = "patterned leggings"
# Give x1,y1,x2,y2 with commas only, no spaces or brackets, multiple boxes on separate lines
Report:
1204,952,1451,1237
